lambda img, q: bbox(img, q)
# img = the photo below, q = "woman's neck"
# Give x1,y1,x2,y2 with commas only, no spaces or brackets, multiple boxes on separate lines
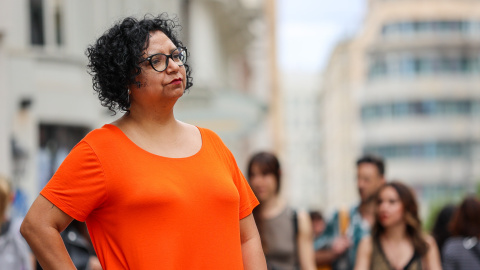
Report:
127,102,176,124
116,106,178,131
382,222,408,241
260,195,285,219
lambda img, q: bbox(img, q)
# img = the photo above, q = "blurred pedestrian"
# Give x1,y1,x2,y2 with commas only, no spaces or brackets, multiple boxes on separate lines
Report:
60,221,102,270
20,14,266,270
248,152,316,270
431,204,456,262
0,176,33,270
310,210,326,239
354,181,441,270
315,155,386,270
442,195,480,270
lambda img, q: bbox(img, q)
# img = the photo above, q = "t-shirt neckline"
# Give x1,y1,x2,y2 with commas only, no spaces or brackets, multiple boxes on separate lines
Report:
102,124,204,160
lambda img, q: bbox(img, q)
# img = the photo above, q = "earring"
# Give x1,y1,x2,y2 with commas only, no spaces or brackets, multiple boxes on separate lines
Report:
127,89,131,109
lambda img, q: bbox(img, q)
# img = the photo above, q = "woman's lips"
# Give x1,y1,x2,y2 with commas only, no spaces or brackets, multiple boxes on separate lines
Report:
169,79,182,85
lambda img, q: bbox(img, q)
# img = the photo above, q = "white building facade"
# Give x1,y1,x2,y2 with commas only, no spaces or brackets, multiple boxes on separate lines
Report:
280,72,323,210
358,0,480,210
319,0,480,215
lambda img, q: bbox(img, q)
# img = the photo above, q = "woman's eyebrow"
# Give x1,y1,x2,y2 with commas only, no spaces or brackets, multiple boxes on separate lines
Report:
147,47,177,56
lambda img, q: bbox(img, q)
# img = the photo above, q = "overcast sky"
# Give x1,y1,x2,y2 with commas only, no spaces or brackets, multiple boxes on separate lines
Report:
277,0,366,73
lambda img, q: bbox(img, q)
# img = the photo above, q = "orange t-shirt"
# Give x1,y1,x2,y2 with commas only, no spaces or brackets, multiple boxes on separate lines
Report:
40,124,259,270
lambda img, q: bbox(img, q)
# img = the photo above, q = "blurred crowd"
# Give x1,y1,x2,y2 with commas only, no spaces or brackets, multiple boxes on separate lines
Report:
1,152,479,270
245,153,479,270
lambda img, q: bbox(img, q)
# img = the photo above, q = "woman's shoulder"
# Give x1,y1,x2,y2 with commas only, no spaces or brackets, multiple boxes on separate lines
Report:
357,235,374,261
422,234,437,245
194,126,230,150
195,125,220,139
422,234,440,253
421,234,443,269
86,124,118,138
359,235,374,251
79,124,124,149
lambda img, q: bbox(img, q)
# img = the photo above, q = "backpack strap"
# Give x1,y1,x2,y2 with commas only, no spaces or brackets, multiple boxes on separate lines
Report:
338,208,350,236
291,210,301,270
292,210,298,236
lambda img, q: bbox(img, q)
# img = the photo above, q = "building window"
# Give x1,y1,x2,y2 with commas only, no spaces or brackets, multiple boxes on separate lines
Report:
381,20,480,38
54,0,63,45
361,100,479,122
368,54,480,80
30,0,64,47
30,0,45,45
364,142,470,159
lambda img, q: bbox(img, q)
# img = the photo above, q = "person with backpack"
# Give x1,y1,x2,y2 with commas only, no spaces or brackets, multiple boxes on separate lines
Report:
314,155,386,270
442,195,480,270
247,152,316,270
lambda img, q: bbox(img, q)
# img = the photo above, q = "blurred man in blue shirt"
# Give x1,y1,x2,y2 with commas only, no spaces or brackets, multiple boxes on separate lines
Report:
314,155,386,270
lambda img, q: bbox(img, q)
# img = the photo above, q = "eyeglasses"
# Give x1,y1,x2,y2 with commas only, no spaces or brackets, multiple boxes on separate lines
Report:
140,47,187,72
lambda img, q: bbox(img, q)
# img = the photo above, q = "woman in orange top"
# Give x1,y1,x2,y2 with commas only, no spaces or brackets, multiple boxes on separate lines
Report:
20,14,267,270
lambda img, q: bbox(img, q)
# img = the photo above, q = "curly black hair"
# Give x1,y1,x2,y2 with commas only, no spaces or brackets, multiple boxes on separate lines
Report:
86,13,193,114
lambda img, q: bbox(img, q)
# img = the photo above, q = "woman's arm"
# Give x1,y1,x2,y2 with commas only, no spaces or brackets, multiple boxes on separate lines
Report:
353,236,372,270
423,235,442,270
314,212,352,266
296,211,317,270
240,213,267,270
20,195,76,270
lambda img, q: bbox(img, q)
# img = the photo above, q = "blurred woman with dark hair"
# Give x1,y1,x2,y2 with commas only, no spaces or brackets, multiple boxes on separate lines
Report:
442,195,480,270
431,204,456,262
354,181,441,270
247,152,316,270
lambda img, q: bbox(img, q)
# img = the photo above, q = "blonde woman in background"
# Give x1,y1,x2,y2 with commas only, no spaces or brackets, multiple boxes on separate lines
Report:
0,176,33,270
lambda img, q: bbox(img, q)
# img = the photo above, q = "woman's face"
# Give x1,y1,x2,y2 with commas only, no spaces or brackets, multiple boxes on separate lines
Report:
249,164,278,202
377,186,405,228
130,31,187,108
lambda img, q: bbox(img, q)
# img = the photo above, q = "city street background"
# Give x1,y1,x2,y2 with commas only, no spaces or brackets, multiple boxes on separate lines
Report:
1,0,479,229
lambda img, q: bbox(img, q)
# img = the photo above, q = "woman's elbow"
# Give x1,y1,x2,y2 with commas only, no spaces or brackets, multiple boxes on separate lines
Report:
20,215,46,244
20,217,35,241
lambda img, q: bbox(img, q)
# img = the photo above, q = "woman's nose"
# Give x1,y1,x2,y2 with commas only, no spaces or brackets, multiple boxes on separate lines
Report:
166,57,181,72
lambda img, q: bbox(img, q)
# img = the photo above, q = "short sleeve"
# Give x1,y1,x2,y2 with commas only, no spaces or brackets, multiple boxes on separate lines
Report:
40,141,107,222
233,165,259,220
224,148,259,220
199,128,259,220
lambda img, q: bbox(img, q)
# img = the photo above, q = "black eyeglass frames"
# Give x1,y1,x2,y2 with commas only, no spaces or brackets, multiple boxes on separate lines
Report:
140,47,187,72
